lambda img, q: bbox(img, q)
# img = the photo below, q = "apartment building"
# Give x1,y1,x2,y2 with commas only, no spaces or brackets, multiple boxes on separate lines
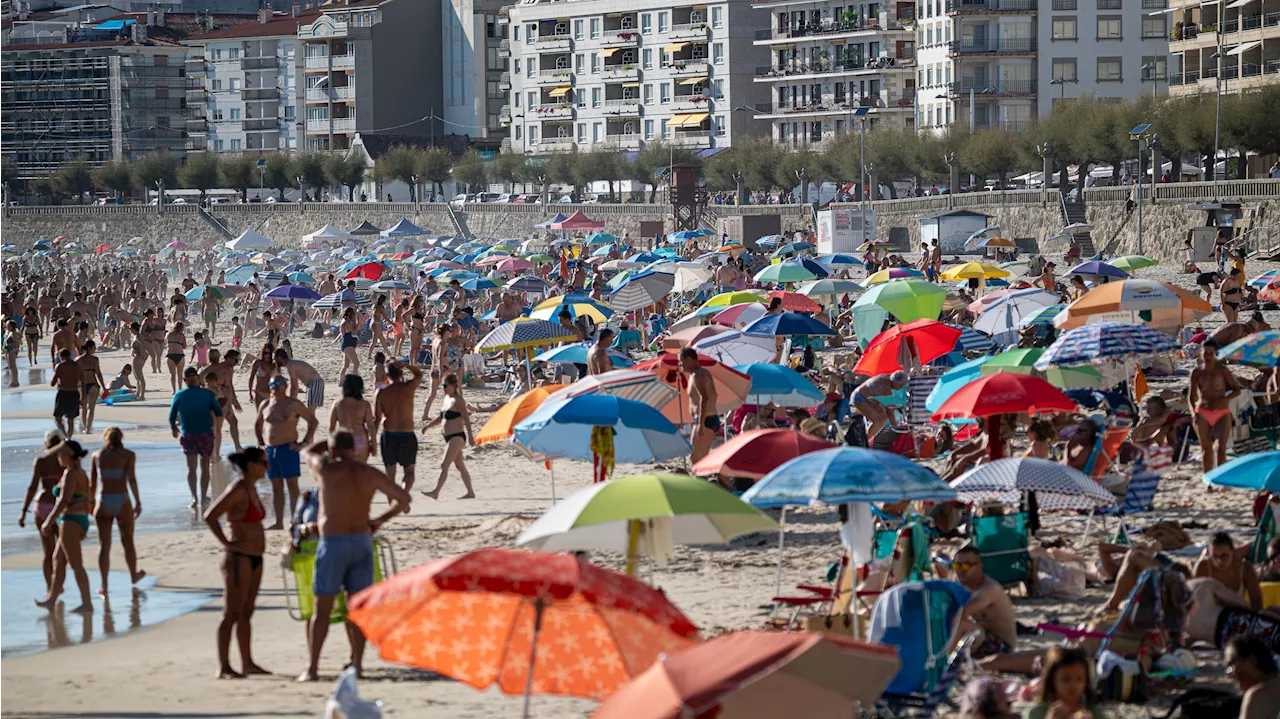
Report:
751,0,918,146
501,0,769,155
442,0,509,155
1166,0,1279,96
1,28,187,179
297,0,444,151
183,8,310,153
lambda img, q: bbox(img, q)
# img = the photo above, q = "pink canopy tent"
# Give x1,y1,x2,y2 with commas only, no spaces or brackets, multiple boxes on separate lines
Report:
551,210,605,231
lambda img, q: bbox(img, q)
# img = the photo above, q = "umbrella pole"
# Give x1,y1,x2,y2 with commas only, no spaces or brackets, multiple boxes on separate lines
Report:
549,462,556,504
520,599,546,719
773,506,788,604
625,519,641,576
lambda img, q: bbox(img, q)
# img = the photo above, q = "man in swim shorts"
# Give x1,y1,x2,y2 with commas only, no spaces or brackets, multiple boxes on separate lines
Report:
255,375,317,530
373,361,423,491
51,348,81,438
170,366,223,506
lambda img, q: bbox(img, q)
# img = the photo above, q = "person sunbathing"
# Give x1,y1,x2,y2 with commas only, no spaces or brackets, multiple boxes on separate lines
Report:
941,428,990,481
1194,531,1263,610
1184,578,1280,656
1095,542,1184,614
947,545,1017,662
1129,396,1191,450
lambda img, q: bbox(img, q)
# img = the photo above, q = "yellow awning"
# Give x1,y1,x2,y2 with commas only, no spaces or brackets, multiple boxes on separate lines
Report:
664,42,689,52
678,76,707,85
772,44,794,50
621,82,641,87
548,85,572,97
668,113,692,127
828,38,846,44
599,48,619,58
676,112,709,127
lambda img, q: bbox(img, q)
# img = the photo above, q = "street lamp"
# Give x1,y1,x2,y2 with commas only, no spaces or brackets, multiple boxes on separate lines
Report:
1130,122,1153,255
1212,42,1225,187
296,175,304,203
851,106,870,209
411,174,420,210
1141,63,1161,99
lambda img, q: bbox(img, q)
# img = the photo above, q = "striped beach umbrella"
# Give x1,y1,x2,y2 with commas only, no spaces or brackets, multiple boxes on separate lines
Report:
1033,321,1179,370
476,318,577,352
311,291,373,309
952,458,1115,510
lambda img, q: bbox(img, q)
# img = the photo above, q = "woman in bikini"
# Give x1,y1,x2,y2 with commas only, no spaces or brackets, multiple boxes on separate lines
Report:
337,307,361,378
423,323,454,420
247,343,275,407
90,427,145,596
422,373,475,500
22,305,41,367
141,308,165,374
408,296,427,366
35,439,95,615
20,431,66,591
1190,338,1244,474
6,319,22,387
165,321,187,393
203,446,269,679
367,294,390,360
1220,268,1244,323
128,322,148,401
391,297,411,358
328,373,375,463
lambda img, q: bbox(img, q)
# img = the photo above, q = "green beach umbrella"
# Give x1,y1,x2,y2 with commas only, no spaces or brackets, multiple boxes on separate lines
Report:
185,285,234,302
514,473,778,575
754,262,817,284
526,253,555,263
853,279,948,323
1108,255,1159,274
979,348,1105,389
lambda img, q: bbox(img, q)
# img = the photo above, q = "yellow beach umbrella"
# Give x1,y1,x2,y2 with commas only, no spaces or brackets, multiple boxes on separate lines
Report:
939,262,1010,281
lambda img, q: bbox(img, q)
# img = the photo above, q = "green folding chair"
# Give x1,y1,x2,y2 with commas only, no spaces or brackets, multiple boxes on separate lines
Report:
284,536,397,624
1249,502,1277,565
970,511,1032,592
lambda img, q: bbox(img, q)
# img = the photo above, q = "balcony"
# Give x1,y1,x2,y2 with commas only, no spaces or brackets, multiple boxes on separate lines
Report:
537,67,574,84
186,117,207,133
331,55,354,70
950,38,1036,54
602,65,640,81
499,72,511,90
974,119,1029,131
532,102,574,119
602,98,642,115
535,138,576,152
243,86,279,101
753,15,910,42
184,57,205,73
754,57,908,81
671,130,712,148
946,0,1036,13
948,79,1037,95
601,28,641,45
333,85,355,101
185,87,207,101
534,33,572,51
242,56,276,71
672,95,712,111
602,133,642,150
669,60,710,78
499,39,510,54
499,105,511,124
243,117,277,131
306,117,356,133
305,56,330,71
670,22,710,40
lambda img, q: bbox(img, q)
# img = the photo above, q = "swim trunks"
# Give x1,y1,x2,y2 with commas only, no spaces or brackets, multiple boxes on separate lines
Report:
1215,607,1280,654
380,431,418,468
703,415,722,431
305,378,325,408
179,431,215,457
266,443,301,479
971,631,1013,659
313,533,374,596
54,389,81,418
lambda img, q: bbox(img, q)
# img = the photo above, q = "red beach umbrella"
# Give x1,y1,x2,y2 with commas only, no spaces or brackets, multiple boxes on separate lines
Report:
855,319,962,375
343,262,385,280
767,290,822,313
692,428,836,480
931,372,1078,422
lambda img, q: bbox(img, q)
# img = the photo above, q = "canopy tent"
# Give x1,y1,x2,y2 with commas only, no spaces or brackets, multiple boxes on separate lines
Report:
302,224,352,243
551,211,605,231
536,213,568,229
383,218,428,237
226,229,274,251
348,221,384,236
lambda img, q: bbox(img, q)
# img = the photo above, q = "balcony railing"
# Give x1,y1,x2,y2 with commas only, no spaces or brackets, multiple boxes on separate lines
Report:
535,32,572,47
673,95,713,110
535,138,576,151
603,98,640,108
755,57,908,78
950,37,1036,53
331,55,354,70
669,60,710,76
532,102,574,118
601,65,640,79
306,117,356,133
949,79,1038,94
602,28,641,44
242,57,276,70
946,0,1036,12
538,67,574,77
754,15,906,41
243,117,277,131
333,85,355,101
602,133,642,148
499,39,510,54
305,56,330,70
671,131,713,147
763,96,889,114
242,87,279,100
670,22,710,37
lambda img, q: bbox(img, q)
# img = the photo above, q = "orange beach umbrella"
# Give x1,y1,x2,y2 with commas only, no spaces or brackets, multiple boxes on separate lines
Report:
475,384,568,445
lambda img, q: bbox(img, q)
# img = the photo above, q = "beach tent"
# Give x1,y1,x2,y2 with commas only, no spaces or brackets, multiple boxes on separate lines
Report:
383,218,427,237
303,224,352,243
535,213,568,229
226,229,274,251
551,211,605,231
348,220,384,236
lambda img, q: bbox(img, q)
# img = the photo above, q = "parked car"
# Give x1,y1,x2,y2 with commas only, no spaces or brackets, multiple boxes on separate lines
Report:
94,196,123,205
494,193,514,203
513,193,541,204
555,195,574,204
476,192,501,203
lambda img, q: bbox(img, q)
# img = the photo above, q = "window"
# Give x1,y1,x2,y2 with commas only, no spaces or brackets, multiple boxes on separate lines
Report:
1097,0,1121,8
211,78,223,91
660,118,669,137
714,115,725,137
591,53,600,72
1051,0,1076,8
513,26,519,41
1141,0,1167,8
643,83,653,104
644,119,654,138
213,139,224,151
1097,57,1122,81
514,59,521,73
228,47,241,60
1097,16,1121,39
641,13,652,33
1142,54,1167,79
643,49,653,69
527,59,535,77
526,23,535,43
230,139,241,150
578,123,586,142
575,54,584,72
712,6,723,28
660,82,670,103
282,43,295,58
658,12,668,32
529,125,538,143
577,89,587,108
926,26,933,44
1142,15,1166,37
487,47,501,70
230,108,241,120
712,42,723,64
574,20,583,39
1052,17,1078,39
229,78,241,90
1052,57,1078,81
591,122,600,142
515,125,522,140
211,108,224,120
621,15,635,29
211,48,222,61
514,93,521,108
592,87,601,107
712,78,724,98
528,90,537,106
692,43,707,60
283,105,294,120
590,19,600,38
926,67,933,85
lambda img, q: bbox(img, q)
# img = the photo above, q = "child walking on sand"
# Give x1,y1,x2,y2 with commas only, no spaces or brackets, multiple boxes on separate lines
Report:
373,352,388,392
230,317,243,350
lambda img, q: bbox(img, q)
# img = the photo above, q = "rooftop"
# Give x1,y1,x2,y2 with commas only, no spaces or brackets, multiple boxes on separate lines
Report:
185,9,323,40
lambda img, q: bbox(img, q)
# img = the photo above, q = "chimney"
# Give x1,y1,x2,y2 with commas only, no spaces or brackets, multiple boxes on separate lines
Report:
259,5,269,22
146,8,154,25
156,8,165,26
291,3,299,17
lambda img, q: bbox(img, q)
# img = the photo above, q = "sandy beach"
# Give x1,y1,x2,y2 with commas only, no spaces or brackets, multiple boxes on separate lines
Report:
2,254,1275,718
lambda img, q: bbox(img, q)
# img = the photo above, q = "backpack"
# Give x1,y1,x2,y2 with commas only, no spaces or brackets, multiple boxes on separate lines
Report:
1155,688,1241,719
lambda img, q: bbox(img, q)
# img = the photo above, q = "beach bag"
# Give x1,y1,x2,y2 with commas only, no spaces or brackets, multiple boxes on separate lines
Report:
1096,652,1148,703
1033,551,1086,599
1156,688,1241,719
1145,521,1193,552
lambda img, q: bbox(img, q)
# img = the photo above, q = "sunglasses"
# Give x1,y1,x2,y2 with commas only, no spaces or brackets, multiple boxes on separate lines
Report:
951,560,977,571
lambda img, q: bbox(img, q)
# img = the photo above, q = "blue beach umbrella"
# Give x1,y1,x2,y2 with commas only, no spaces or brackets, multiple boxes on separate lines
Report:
287,272,317,284
626,251,662,265
1069,261,1130,280
513,394,691,464
532,342,635,368
264,285,322,301
1033,321,1179,370
461,277,498,291
591,244,617,257
506,276,550,293
816,253,862,269
1204,452,1280,493
787,257,831,278
734,363,825,407
743,311,838,338
369,280,412,292
742,446,956,508
585,232,617,245
925,356,988,413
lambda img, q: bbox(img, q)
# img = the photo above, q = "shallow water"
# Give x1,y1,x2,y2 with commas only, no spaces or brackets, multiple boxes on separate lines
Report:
1,569,212,658
0,436,210,557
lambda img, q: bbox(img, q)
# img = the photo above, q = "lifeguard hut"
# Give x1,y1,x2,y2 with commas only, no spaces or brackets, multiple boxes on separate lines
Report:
1186,201,1244,262
669,163,706,232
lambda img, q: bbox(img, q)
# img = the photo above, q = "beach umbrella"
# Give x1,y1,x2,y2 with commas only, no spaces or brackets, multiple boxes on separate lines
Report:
515,473,776,574
595,631,901,719
476,318,577,352
925,356,988,414
117,250,138,258
1000,259,1032,278
668,229,711,244
771,241,815,258
979,348,1106,389
264,285,322,301
347,548,699,715
864,268,923,285
184,285,234,301
952,458,1116,510
786,257,831,279
93,243,112,255
1108,255,1159,274
461,277,498,292
514,394,691,465
966,226,1001,244
506,276,550,294
584,232,618,246
1204,452,1280,493
662,324,737,350
631,352,752,422
1218,331,1280,367
1034,321,1179,370
550,369,678,413
939,262,1010,282
796,278,865,297
946,323,996,353
1019,303,1067,328
530,294,614,323
854,279,948,323
311,292,372,310
766,290,822,313
1068,261,1130,280
734,363,825,407
816,253,862,269
932,373,1077,422
855,319,962,375
973,288,1063,336
531,342,634,368
698,291,766,313
343,262,386,281
475,385,570,446
753,262,818,285
970,236,1017,249
369,280,411,293
1055,279,1210,330
496,257,533,273
692,428,837,481
756,235,784,248
600,259,643,272
609,270,675,313
1063,222,1093,233
166,241,189,249
744,446,955,508
742,311,838,338
429,247,458,259
1252,270,1280,289
672,264,714,293
711,302,768,329
691,330,778,366
421,259,464,271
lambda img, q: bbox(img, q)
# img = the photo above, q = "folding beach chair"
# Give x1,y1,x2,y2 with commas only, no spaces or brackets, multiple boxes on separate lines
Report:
871,580,976,717
969,511,1032,592
283,536,397,624
1082,458,1162,544
1249,500,1278,564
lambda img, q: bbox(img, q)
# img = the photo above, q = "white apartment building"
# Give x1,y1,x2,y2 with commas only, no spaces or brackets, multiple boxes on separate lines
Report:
442,0,509,155
501,0,770,155
915,0,1171,134
184,8,308,153
751,0,919,145
1166,0,1279,97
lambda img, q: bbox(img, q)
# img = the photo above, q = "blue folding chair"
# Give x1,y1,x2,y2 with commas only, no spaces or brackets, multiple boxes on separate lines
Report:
872,580,975,717
1083,460,1161,543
